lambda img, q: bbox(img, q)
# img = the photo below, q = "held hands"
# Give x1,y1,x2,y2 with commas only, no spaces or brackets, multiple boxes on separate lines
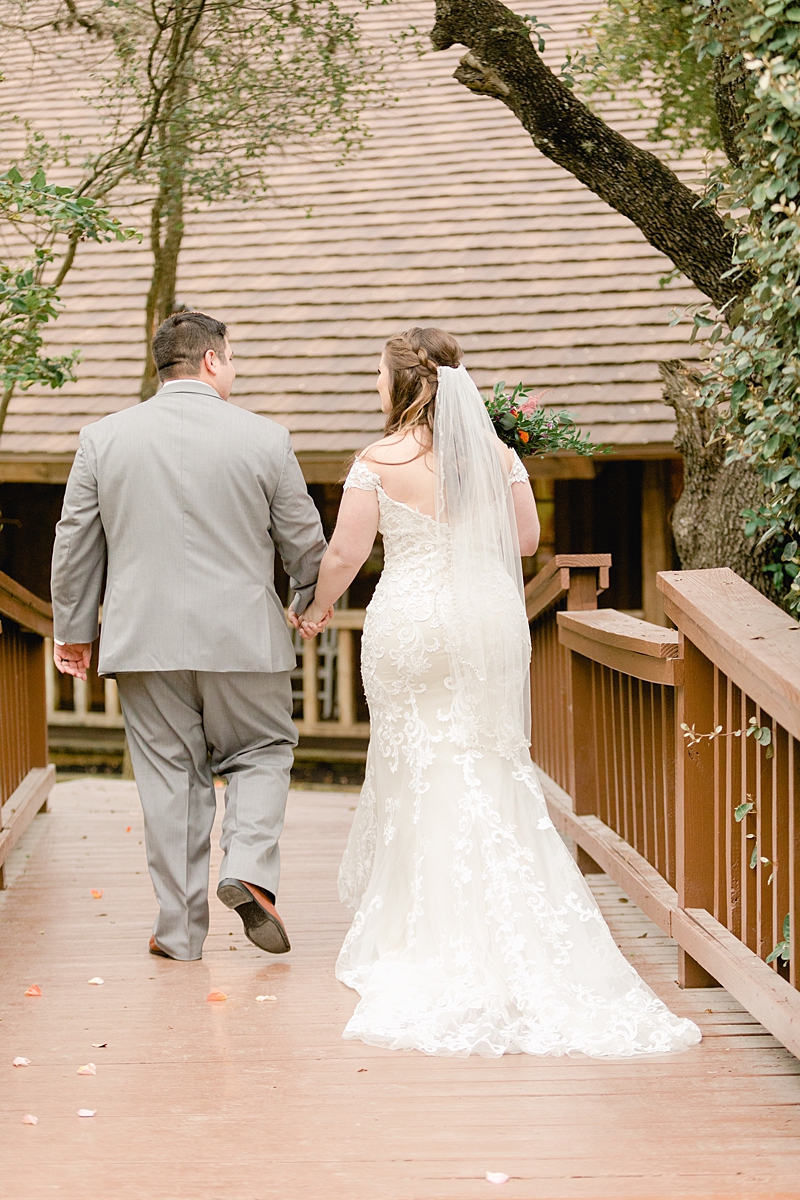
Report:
287,601,333,640
53,642,92,680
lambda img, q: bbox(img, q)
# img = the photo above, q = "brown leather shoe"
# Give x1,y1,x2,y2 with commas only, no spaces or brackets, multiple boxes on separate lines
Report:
217,878,291,954
148,935,173,959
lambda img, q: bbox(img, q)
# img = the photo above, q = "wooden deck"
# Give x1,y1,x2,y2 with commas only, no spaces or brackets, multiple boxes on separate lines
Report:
2,779,800,1200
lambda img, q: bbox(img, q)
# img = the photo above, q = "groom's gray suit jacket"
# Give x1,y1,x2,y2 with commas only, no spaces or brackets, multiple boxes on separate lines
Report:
51,380,326,675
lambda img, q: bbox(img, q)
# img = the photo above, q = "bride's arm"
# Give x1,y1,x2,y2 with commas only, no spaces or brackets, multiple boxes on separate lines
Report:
299,487,380,629
513,479,540,556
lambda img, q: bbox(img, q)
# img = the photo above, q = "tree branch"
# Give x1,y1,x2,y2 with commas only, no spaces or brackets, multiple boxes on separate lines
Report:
431,0,751,309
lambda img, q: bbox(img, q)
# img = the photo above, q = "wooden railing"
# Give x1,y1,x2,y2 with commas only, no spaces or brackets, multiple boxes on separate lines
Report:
0,571,55,887
528,559,800,1059
294,608,369,737
46,608,370,741
526,554,611,796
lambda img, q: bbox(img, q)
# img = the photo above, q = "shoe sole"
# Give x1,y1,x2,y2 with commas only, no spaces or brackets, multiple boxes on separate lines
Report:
217,882,291,954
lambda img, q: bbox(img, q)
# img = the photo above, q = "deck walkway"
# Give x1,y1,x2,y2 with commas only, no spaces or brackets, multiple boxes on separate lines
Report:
2,779,800,1200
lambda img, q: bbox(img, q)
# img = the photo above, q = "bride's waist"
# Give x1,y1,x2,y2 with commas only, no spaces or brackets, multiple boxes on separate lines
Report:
380,553,447,577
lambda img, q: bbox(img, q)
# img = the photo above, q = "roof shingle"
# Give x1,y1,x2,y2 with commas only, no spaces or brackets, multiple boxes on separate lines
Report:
0,0,705,464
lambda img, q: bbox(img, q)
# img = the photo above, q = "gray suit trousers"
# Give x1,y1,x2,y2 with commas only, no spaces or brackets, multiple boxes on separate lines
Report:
116,671,297,961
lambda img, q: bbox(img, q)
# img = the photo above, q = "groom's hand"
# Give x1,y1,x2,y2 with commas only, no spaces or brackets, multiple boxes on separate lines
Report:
54,642,92,680
290,603,333,639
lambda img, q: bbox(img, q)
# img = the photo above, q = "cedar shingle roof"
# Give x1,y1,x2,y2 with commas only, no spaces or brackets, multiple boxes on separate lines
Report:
0,0,704,465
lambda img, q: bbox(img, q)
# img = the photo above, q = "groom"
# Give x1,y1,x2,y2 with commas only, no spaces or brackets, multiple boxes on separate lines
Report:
51,311,328,961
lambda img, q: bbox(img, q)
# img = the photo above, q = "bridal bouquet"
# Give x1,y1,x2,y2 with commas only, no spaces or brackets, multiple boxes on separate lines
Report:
484,381,598,459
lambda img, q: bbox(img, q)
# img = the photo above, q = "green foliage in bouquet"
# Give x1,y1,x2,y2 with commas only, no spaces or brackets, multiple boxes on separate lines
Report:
484,381,600,459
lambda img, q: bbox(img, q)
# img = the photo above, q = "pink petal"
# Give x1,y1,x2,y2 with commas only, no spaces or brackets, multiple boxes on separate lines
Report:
24,985,42,997
77,1109,96,1118
77,1063,96,1075
206,991,227,1002
13,1057,31,1067
255,995,277,1002
486,1172,510,1184
91,889,104,899
87,977,104,985
22,1114,38,1125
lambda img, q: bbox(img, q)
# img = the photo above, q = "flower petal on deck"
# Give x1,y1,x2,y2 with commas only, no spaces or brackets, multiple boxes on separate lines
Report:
12,1057,31,1067
206,991,227,1002
91,889,104,899
77,1063,96,1075
256,995,277,1002
77,1109,96,1118
22,1114,38,1125
87,977,104,985
24,985,42,997
486,1172,509,1184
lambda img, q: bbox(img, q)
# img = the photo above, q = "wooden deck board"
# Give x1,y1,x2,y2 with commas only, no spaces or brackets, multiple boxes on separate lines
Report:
1,779,800,1200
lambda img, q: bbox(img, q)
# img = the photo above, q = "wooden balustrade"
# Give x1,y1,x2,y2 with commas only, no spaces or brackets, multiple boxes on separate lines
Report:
528,558,800,1059
293,609,370,738
0,571,55,887
558,608,681,888
661,568,800,1000
526,554,610,799
45,609,370,741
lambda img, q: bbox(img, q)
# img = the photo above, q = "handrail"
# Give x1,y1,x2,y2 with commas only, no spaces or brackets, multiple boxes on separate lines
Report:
531,562,800,1060
557,610,683,686
659,567,800,743
0,570,53,638
0,572,54,886
525,554,610,622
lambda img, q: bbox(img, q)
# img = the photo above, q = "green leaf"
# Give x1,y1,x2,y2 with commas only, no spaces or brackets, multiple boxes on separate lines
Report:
735,801,755,821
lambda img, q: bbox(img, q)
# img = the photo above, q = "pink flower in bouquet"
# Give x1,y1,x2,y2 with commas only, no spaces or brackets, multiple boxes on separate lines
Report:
520,390,550,415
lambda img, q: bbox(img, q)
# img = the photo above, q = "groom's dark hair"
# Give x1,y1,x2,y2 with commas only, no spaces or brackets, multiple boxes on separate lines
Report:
153,311,228,380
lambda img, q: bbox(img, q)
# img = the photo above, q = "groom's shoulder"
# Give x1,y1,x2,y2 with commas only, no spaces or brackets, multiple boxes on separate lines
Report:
222,403,289,438
78,402,149,445
79,396,290,447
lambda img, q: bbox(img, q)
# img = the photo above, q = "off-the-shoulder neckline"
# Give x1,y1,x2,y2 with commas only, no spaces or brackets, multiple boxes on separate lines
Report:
350,457,436,523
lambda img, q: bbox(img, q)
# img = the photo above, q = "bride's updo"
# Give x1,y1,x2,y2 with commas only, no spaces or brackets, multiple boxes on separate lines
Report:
382,327,462,437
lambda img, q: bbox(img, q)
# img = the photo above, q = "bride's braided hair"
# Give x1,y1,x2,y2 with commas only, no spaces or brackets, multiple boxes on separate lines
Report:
383,327,462,439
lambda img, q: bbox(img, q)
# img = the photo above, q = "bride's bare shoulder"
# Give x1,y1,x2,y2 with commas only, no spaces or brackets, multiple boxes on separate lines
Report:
360,429,427,467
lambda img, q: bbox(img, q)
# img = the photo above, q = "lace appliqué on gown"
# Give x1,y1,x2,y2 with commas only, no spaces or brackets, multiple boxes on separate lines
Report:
336,456,701,1058
508,452,529,485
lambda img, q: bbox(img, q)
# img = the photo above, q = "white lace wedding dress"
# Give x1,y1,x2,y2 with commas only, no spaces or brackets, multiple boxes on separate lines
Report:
335,452,701,1059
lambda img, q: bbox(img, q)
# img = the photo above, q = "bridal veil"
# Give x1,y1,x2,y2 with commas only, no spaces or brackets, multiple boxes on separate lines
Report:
434,363,531,756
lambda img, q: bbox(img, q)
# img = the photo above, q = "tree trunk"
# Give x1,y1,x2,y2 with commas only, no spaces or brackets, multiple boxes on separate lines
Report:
0,383,14,442
139,165,185,401
138,27,193,402
430,0,751,309
660,361,781,603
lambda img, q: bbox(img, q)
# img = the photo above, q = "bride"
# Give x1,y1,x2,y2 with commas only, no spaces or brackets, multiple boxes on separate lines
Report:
297,328,701,1058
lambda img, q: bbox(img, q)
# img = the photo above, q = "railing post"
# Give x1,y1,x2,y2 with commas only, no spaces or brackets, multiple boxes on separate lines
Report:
26,635,49,815
566,568,602,613
567,565,604,874
676,634,720,987
337,628,355,731
104,678,120,721
303,638,319,730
